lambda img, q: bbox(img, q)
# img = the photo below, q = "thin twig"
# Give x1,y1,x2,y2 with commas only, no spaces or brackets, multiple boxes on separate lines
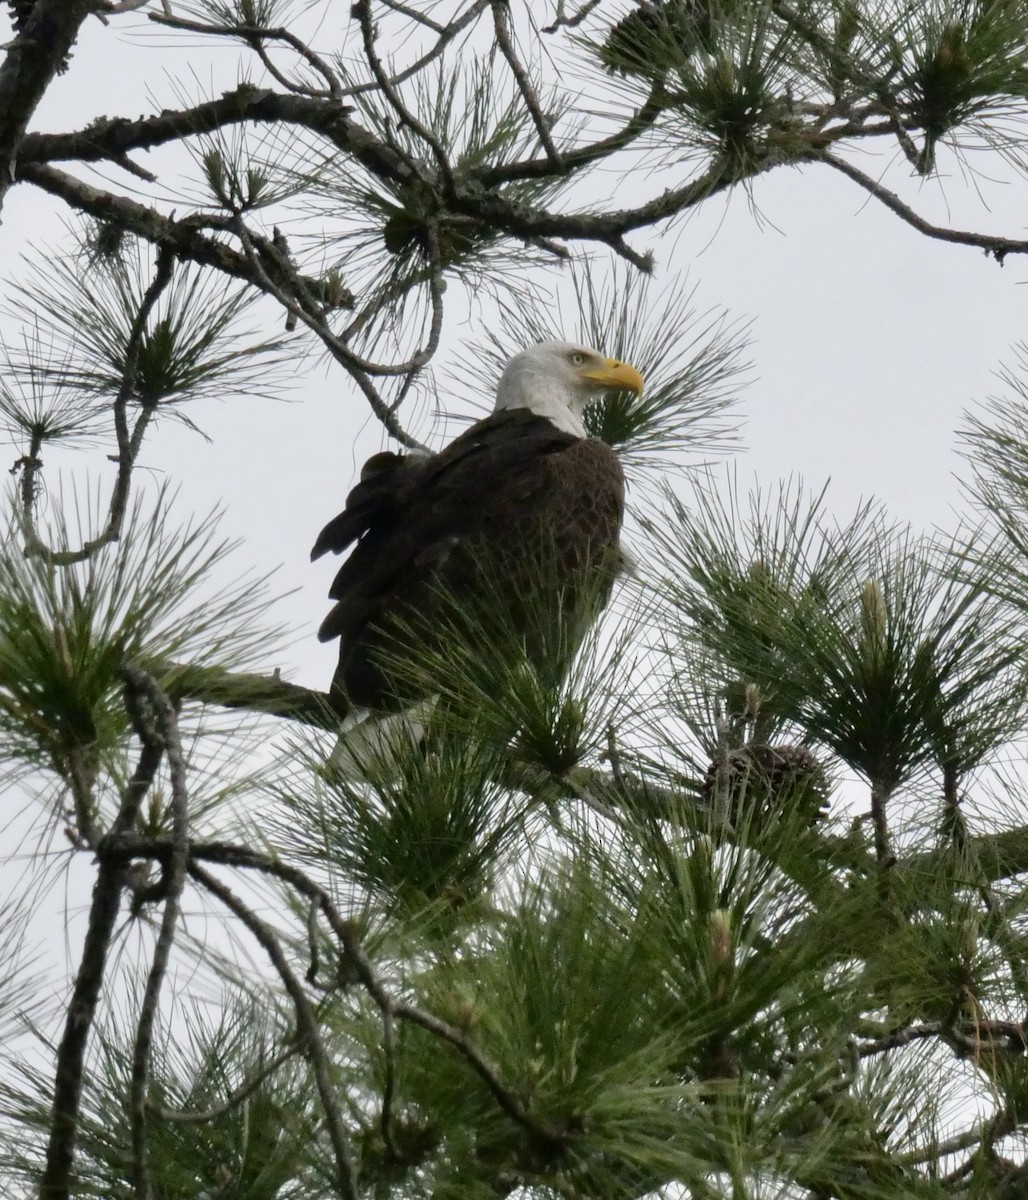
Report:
151,14,342,100
856,1021,945,1058
150,1042,302,1124
392,999,566,1145
112,153,158,183
355,0,455,192
341,0,490,100
21,246,176,565
189,864,359,1200
541,0,602,33
900,1104,1018,1167
604,724,625,790
377,0,447,34
119,666,190,1200
478,82,667,186
305,897,321,984
235,217,431,380
821,152,1028,264
490,0,563,168
39,734,164,1200
231,217,429,446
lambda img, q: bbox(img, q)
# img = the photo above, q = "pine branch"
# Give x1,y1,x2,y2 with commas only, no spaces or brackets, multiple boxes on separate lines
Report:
13,161,355,306
0,0,96,213
19,85,413,183
119,666,190,1200
39,725,164,1200
822,151,1028,265
189,863,361,1200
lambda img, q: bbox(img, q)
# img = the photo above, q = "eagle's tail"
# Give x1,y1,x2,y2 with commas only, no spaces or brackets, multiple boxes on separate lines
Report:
328,697,438,778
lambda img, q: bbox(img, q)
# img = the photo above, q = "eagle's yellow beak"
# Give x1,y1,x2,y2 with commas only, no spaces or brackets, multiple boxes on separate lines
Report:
579,357,645,394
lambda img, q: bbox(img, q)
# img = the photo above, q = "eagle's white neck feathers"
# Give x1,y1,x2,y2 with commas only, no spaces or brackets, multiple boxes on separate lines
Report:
493,341,593,437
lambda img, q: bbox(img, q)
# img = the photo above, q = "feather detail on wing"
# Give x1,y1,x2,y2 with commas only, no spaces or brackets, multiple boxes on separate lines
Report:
312,409,624,715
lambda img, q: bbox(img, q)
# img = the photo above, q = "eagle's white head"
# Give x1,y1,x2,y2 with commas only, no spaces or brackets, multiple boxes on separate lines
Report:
494,340,644,437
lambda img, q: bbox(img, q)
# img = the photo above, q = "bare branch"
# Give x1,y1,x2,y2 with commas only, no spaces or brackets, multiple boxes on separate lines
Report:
19,86,411,186
160,662,342,728
821,152,1028,264
490,0,563,168
38,860,127,1200
189,864,360,1200
377,0,448,35
856,1022,945,1058
0,0,97,215
14,161,355,306
150,13,342,100
541,0,602,34
466,155,741,265
39,729,165,1200
119,666,190,1200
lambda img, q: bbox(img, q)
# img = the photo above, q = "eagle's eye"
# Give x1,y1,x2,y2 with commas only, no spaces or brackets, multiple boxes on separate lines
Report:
571,352,586,365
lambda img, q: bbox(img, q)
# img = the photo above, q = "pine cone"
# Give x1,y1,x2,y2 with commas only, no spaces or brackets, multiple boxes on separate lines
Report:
701,743,828,825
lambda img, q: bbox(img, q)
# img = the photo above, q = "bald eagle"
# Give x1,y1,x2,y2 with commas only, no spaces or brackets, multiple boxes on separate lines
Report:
312,340,644,723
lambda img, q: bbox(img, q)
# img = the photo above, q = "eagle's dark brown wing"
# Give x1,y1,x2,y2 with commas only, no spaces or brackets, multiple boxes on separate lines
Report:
313,408,624,712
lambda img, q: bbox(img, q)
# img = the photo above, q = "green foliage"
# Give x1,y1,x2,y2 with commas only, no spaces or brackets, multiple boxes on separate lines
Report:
273,732,529,923
316,59,570,299
600,0,729,77
648,477,1026,789
0,330,108,451
459,262,748,478
887,0,1028,170
0,485,281,786
195,125,309,214
1,1000,314,1199
4,232,297,418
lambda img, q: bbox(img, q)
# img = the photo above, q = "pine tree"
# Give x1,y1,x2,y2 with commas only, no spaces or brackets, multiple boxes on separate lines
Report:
3,3,1028,1198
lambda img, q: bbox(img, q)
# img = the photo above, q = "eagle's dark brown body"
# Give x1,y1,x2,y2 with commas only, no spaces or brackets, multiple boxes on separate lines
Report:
312,408,625,714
